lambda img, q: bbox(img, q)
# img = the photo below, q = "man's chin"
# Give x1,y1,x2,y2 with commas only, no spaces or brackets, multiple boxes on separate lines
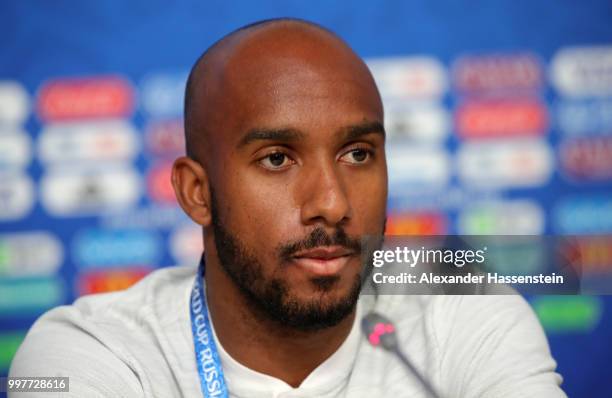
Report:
268,275,362,331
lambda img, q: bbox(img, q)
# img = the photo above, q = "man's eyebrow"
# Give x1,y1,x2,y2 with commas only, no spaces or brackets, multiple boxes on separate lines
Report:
341,121,386,141
237,128,305,148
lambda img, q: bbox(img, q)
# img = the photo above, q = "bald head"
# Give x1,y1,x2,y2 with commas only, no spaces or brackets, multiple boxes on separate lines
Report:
183,18,382,163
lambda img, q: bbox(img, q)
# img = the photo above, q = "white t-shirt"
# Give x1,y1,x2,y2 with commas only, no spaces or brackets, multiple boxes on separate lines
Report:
9,265,567,397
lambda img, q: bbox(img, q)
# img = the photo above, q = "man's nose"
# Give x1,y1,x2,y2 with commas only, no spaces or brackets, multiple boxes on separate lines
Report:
299,162,352,227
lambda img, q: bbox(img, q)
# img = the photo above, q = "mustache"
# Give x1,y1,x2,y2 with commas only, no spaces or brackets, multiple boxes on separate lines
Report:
278,227,362,262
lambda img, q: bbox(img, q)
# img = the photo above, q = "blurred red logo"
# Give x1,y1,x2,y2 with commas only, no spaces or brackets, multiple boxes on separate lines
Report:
560,136,612,180
559,236,612,275
456,100,548,139
77,267,151,296
386,212,447,235
453,53,542,94
145,119,185,157
147,161,176,204
37,76,134,121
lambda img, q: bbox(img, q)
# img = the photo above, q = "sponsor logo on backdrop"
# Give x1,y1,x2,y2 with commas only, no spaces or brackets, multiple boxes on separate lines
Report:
455,99,548,139
0,81,29,125
551,46,612,97
0,130,31,169
38,120,139,164
77,267,151,296
384,101,449,143
36,76,134,121
40,166,141,216
100,204,190,230
147,161,177,204
0,232,63,276
0,172,34,221
366,57,447,100
145,119,185,157
556,99,612,136
386,212,447,235
559,236,612,275
0,277,64,315
453,53,542,94
482,238,544,276
387,146,450,192
73,229,161,268
554,195,612,234
389,187,502,214
560,136,612,181
170,224,204,265
531,296,602,333
458,200,544,235
457,139,553,188
140,72,188,117
0,332,26,372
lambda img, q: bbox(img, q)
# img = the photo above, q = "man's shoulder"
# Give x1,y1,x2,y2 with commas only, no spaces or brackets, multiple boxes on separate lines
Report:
9,265,198,396
375,293,536,328
17,265,193,335
369,294,565,397
22,264,196,344
372,293,546,358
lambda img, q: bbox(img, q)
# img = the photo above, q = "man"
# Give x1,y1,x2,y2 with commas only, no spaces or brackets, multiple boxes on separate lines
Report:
10,18,566,397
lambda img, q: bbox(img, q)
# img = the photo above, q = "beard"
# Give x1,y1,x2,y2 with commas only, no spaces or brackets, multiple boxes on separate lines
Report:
209,191,384,332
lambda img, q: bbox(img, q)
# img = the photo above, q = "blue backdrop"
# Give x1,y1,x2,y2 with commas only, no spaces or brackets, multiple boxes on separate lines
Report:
1,1,612,396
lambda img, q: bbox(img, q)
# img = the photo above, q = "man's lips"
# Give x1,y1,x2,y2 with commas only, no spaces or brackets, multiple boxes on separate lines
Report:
290,246,355,276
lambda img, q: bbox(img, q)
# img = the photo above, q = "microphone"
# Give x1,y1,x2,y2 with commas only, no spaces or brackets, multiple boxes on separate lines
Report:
362,312,442,398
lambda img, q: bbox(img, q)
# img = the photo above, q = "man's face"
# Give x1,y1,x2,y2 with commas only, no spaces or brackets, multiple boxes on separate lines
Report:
202,32,387,330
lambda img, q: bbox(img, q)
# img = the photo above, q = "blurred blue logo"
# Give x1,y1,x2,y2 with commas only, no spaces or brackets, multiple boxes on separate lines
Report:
554,195,612,234
140,72,188,117
387,145,450,193
556,99,612,136
72,229,161,268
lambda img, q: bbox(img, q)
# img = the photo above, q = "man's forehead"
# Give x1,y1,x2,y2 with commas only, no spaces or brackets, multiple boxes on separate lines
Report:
222,60,383,149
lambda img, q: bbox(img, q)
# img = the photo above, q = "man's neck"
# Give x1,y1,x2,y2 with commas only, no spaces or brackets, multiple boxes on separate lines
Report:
204,258,356,388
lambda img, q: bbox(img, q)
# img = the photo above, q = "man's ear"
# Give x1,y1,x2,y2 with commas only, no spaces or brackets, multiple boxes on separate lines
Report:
171,156,212,226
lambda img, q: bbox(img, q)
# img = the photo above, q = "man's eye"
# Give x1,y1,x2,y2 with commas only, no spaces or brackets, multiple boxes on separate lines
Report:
340,148,371,164
259,152,294,170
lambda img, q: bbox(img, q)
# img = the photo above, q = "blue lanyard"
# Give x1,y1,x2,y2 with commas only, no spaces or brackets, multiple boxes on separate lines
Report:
190,258,229,398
